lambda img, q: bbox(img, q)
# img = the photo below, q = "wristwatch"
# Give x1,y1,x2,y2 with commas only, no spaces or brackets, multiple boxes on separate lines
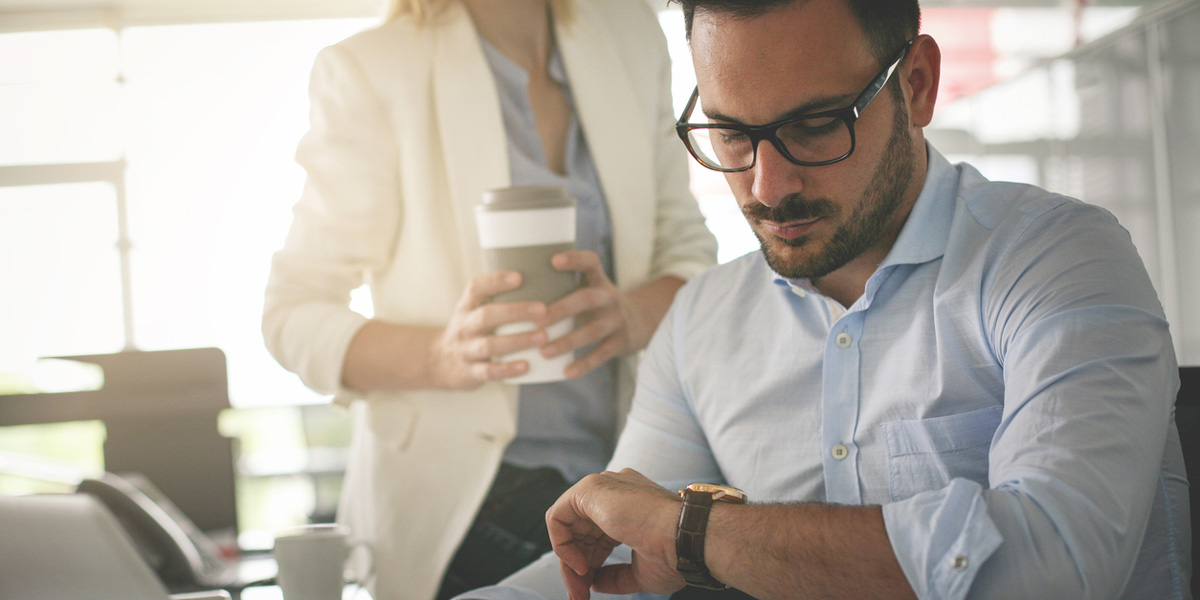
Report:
676,483,747,590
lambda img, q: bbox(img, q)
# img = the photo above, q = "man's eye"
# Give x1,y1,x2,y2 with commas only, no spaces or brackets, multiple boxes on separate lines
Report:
784,117,840,138
717,130,749,145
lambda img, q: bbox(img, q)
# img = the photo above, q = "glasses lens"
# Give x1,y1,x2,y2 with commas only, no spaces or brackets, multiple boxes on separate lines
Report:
686,127,754,171
684,116,853,171
777,116,852,165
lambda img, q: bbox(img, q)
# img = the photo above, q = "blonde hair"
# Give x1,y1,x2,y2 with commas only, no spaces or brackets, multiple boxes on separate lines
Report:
385,0,574,25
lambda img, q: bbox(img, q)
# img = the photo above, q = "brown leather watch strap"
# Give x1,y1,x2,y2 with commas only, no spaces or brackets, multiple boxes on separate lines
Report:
676,486,737,590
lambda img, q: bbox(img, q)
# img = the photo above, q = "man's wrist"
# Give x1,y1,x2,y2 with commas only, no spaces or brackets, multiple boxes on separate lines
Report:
675,484,747,590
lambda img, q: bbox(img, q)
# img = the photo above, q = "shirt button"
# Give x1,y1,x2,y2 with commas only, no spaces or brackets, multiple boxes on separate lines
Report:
835,333,852,348
952,555,968,571
831,444,849,460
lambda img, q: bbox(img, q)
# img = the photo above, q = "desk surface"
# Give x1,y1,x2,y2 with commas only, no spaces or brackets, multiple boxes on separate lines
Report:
239,585,370,600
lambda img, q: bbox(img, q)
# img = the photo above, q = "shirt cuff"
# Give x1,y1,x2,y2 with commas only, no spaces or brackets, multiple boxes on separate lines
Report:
452,547,668,600
278,303,368,397
883,478,1004,600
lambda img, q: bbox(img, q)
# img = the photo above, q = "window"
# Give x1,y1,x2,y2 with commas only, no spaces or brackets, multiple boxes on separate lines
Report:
0,16,373,547
0,19,372,406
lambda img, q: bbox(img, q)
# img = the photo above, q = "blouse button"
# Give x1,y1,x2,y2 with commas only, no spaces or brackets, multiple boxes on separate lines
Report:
835,333,852,348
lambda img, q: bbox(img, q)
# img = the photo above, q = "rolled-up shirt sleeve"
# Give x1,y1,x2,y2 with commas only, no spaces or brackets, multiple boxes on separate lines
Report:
883,480,1002,599
262,42,401,399
883,201,1178,599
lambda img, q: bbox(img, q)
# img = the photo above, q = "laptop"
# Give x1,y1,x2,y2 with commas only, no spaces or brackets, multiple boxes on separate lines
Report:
0,493,229,600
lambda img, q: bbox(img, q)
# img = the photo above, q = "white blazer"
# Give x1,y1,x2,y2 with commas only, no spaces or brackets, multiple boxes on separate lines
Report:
262,1,717,598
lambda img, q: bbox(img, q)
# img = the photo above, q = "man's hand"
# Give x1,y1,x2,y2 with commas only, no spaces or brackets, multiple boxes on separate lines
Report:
538,251,675,379
427,271,549,389
546,469,686,600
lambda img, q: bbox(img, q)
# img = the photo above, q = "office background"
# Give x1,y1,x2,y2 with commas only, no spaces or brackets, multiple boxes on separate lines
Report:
1,0,1196,548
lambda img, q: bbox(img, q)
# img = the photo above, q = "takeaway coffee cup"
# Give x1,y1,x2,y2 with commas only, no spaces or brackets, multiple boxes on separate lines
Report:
273,524,366,600
475,185,578,384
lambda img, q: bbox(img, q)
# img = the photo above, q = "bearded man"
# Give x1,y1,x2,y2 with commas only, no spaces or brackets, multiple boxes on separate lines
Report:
460,0,1188,598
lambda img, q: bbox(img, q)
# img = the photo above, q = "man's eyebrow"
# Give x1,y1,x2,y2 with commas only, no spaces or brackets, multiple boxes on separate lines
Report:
702,93,856,125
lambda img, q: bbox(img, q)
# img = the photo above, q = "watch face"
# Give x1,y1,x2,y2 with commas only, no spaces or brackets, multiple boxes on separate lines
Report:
683,483,747,503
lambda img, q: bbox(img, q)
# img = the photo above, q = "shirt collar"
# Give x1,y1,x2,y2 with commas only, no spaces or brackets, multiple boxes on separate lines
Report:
878,142,958,269
770,142,960,292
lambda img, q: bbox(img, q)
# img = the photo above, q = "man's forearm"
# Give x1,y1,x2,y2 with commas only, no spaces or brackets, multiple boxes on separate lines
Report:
704,503,916,600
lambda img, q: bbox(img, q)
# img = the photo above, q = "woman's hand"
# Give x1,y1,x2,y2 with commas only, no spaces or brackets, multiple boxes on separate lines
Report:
341,263,682,392
538,251,683,379
427,270,551,389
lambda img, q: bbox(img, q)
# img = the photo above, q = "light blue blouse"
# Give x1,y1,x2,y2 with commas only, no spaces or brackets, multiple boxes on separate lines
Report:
480,37,617,482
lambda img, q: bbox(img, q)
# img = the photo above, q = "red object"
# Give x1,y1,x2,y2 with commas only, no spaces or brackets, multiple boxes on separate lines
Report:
921,8,998,104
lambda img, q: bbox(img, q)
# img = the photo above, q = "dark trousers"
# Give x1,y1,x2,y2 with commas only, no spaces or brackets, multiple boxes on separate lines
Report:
435,463,757,600
436,463,571,600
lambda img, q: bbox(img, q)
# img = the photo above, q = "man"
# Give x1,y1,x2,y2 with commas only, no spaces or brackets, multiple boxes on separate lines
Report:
461,0,1188,598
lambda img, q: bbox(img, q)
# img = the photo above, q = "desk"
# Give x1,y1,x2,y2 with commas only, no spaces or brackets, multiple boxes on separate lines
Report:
238,585,370,600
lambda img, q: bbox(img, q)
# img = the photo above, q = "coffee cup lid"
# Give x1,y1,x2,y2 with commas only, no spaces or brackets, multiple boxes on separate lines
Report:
481,185,575,211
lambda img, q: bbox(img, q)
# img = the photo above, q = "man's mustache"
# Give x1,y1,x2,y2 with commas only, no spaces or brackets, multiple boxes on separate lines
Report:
742,195,838,223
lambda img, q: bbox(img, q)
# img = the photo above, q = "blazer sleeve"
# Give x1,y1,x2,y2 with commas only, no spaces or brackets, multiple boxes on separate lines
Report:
639,3,719,282
262,42,403,396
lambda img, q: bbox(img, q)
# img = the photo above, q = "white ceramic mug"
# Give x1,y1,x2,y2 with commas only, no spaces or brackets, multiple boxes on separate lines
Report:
273,524,368,600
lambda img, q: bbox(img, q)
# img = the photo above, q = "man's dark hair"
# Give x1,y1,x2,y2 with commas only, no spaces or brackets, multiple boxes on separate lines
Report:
672,0,920,67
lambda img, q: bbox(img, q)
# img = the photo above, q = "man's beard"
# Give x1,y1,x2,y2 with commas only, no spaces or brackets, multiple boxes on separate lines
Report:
747,94,916,280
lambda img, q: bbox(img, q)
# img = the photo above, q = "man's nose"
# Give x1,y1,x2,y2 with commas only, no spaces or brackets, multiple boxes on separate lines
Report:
750,140,804,208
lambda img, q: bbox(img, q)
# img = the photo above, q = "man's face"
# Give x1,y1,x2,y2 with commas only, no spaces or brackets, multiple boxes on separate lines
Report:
690,0,919,280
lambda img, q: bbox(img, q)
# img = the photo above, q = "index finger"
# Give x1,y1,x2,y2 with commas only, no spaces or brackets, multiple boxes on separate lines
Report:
546,499,592,578
459,271,522,311
552,250,606,284
559,557,594,600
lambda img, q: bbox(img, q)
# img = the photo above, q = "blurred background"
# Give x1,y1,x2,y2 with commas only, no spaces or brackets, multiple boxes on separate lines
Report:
1,0,1197,551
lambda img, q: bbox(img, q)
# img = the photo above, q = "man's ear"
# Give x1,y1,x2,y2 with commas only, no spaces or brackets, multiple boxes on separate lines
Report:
903,34,941,128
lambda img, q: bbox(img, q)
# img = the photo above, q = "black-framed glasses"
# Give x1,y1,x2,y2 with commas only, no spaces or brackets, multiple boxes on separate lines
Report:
675,41,912,172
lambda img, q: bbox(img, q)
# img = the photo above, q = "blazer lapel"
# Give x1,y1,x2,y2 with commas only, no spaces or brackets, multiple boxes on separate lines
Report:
557,6,655,287
433,2,510,277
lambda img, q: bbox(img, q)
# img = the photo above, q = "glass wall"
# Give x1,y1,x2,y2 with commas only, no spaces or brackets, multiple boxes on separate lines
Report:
926,0,1200,364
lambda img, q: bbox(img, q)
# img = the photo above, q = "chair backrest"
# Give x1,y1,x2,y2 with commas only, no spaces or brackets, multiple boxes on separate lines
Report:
1174,366,1199,598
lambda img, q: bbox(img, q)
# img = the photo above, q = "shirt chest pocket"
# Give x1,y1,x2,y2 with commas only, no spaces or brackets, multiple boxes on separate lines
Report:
881,405,1002,502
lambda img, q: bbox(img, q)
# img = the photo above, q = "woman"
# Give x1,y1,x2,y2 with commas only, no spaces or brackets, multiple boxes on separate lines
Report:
262,0,717,598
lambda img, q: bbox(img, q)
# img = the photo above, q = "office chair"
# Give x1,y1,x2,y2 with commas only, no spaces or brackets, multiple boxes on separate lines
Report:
1174,366,1200,598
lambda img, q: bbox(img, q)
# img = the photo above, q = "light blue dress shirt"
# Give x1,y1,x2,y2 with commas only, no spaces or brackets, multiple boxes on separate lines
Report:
464,146,1188,600
479,37,618,482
